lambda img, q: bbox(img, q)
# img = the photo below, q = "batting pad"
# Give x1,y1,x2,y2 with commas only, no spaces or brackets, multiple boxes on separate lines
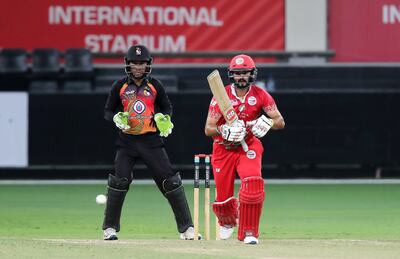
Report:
212,197,238,226
237,177,265,241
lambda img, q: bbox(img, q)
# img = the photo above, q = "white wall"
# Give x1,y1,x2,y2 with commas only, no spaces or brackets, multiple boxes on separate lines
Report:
285,0,327,51
0,92,28,167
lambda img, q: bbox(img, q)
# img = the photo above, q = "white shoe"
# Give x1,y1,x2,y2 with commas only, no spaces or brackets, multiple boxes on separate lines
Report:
103,228,118,240
243,236,258,244
220,225,234,240
179,226,202,240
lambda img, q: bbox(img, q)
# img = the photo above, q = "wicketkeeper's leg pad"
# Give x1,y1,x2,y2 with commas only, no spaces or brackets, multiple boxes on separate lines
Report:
212,197,238,227
162,172,182,194
102,174,131,232
163,173,194,233
237,176,265,241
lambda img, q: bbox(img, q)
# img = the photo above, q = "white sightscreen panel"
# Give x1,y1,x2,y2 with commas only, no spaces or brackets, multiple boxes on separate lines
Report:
0,92,28,167
285,0,327,51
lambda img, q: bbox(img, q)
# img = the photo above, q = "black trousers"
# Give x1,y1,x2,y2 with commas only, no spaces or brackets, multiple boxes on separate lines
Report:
114,132,174,193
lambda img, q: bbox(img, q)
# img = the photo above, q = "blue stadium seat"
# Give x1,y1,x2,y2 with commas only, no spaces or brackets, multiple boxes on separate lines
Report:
0,48,28,73
29,48,61,93
62,48,94,92
0,48,29,90
32,48,60,74
64,48,93,73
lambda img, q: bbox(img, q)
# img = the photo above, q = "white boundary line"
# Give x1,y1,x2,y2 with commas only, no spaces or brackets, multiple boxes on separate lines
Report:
0,179,400,185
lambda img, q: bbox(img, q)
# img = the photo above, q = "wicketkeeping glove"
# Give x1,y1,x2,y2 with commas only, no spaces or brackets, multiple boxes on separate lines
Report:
113,112,131,130
247,115,274,138
154,113,174,137
218,120,246,142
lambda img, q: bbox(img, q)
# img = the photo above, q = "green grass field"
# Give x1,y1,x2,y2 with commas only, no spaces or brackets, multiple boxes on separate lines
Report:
1,183,400,258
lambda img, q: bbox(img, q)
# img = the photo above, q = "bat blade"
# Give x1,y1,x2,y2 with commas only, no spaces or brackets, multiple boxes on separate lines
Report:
207,70,238,125
207,69,249,152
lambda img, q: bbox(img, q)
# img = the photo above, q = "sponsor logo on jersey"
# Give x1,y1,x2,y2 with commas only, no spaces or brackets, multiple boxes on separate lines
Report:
239,104,246,112
248,96,257,106
143,86,152,96
143,89,151,96
215,168,221,173
246,150,256,159
125,90,135,96
133,100,146,114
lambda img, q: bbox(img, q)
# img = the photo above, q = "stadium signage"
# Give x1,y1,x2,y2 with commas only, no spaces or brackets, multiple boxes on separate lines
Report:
0,0,284,62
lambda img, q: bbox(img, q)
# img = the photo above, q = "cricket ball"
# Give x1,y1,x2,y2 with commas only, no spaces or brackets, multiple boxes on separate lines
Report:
96,194,107,205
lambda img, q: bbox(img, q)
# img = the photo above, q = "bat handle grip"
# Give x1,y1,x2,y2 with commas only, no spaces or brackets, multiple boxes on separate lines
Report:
240,139,249,152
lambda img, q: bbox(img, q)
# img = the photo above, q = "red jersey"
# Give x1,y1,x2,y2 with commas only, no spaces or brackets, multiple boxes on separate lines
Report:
208,84,277,144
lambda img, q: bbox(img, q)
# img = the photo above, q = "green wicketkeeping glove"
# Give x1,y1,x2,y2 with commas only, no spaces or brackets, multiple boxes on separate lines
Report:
113,112,130,130
154,113,174,137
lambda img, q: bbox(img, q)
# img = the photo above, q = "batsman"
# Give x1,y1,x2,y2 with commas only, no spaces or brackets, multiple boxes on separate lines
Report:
101,45,195,240
205,55,285,244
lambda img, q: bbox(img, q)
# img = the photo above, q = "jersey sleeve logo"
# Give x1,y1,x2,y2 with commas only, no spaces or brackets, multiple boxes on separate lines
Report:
133,100,146,114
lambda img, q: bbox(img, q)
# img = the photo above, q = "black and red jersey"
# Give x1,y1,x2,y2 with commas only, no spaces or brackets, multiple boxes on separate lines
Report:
104,76,172,135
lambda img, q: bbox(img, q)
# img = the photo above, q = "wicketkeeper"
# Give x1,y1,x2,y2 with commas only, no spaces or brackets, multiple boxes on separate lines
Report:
102,44,195,240
204,54,285,244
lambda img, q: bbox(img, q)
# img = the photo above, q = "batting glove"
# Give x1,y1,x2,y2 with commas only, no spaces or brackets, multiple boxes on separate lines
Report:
154,113,174,137
218,120,246,142
247,115,273,138
113,112,131,130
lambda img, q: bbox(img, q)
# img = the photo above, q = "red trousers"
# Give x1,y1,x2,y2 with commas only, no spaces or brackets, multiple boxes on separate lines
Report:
211,137,264,202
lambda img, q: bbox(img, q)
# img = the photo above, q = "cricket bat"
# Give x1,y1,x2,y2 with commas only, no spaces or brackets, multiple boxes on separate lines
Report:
207,70,249,152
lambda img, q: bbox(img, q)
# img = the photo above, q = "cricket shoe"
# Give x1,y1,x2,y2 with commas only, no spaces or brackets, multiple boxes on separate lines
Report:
220,225,234,240
243,236,259,245
103,228,118,240
179,226,202,240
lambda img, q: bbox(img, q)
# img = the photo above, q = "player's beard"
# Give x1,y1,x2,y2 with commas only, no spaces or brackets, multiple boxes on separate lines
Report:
235,79,250,89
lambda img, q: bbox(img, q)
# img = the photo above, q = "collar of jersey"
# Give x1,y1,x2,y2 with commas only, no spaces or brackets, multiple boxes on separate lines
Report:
128,77,149,88
230,84,252,103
